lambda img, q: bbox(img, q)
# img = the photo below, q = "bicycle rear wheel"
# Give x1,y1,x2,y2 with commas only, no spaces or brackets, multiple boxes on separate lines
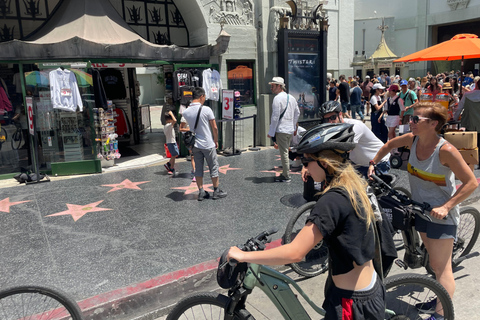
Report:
283,201,329,277
385,273,454,320
0,285,83,320
166,292,255,320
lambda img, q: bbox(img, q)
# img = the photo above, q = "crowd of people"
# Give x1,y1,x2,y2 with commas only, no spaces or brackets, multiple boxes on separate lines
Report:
327,71,480,150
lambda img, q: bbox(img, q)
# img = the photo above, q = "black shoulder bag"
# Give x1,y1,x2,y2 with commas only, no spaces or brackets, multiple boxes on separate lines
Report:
183,106,203,150
271,94,290,143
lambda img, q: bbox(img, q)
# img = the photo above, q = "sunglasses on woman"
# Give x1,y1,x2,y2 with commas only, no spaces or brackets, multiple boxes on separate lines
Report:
323,114,338,122
409,115,431,124
301,157,320,168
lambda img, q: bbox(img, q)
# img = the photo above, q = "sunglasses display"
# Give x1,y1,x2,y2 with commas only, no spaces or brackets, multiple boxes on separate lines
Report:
323,114,338,122
410,115,431,124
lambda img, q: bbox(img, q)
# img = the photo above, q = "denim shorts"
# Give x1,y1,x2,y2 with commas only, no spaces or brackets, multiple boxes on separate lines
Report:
415,214,457,240
166,143,179,157
341,102,350,113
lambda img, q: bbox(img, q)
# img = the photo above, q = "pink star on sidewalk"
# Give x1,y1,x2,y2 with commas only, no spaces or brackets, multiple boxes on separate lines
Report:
218,164,242,175
45,200,112,222
0,198,31,213
101,179,150,193
172,182,214,195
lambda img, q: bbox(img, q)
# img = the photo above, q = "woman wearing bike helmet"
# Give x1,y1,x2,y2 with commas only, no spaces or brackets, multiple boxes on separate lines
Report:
228,123,385,320
368,102,478,319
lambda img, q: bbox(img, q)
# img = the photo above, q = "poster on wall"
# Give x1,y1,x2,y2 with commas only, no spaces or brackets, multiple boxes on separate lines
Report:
288,53,320,119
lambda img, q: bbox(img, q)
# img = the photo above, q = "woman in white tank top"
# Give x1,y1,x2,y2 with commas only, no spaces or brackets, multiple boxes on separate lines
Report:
368,102,478,318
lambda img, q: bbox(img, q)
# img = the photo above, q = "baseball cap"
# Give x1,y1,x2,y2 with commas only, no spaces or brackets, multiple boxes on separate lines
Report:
388,84,400,92
408,78,416,82
365,75,370,79
268,77,286,87
400,80,408,86
372,83,385,90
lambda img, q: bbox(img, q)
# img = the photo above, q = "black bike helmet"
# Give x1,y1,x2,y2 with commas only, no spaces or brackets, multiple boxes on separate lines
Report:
296,123,356,155
318,101,342,117
217,248,248,289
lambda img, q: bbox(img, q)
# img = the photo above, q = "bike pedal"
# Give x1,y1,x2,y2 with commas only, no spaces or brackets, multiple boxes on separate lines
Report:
395,259,408,270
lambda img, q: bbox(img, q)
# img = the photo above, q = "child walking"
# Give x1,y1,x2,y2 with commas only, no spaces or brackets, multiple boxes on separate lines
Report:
164,110,179,176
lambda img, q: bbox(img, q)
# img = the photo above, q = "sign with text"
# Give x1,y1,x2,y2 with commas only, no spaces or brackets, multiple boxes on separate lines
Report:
222,90,234,119
363,63,374,69
395,62,405,68
26,97,34,136
378,62,393,68
288,53,319,119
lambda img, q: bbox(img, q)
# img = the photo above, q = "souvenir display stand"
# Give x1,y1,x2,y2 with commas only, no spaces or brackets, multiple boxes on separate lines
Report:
94,101,120,168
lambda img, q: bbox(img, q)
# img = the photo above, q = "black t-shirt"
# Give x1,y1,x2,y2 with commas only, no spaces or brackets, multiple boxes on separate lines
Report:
306,188,375,276
338,82,350,103
328,86,337,101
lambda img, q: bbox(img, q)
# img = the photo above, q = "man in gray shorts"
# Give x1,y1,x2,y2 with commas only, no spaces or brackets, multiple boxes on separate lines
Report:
182,87,227,201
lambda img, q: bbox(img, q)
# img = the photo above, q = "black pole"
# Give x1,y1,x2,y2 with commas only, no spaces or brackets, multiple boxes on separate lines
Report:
318,19,329,106
459,56,464,99
232,119,235,154
253,114,257,148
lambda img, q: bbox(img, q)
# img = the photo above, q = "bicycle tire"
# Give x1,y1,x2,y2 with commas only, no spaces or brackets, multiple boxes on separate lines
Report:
166,292,255,320
283,201,329,277
0,285,83,320
11,129,22,150
385,273,454,320
425,206,480,275
0,127,7,151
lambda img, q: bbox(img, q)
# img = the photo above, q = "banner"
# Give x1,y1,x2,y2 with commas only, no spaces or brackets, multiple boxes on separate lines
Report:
222,89,234,119
288,53,319,119
26,97,34,136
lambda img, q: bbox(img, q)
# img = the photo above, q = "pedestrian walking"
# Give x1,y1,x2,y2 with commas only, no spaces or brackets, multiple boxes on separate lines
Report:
182,87,227,200
267,77,300,183
163,111,179,176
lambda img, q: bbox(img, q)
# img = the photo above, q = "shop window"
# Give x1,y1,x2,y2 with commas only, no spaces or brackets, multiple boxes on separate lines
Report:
227,61,254,106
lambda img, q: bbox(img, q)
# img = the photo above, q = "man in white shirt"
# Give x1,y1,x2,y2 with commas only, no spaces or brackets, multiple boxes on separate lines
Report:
182,87,226,201
318,100,390,177
267,77,300,182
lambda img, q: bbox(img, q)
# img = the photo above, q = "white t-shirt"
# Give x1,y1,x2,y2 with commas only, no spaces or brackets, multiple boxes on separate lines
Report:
182,102,216,149
164,122,176,144
343,118,390,166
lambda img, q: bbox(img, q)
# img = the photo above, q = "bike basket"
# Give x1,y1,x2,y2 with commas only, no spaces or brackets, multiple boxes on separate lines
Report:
377,195,412,231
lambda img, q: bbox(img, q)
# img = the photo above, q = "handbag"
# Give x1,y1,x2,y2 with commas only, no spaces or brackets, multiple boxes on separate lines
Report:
182,106,203,149
377,195,413,231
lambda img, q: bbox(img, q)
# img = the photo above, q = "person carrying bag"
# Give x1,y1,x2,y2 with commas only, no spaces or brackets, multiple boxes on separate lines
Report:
183,106,203,149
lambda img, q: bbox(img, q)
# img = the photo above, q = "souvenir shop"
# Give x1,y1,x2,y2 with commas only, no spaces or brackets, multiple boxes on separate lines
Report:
0,60,226,179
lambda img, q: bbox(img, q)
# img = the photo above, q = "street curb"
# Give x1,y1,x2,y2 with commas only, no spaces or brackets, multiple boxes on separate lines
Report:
78,239,283,319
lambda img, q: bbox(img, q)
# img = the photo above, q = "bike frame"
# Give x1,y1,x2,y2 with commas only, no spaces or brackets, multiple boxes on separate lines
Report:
241,263,325,320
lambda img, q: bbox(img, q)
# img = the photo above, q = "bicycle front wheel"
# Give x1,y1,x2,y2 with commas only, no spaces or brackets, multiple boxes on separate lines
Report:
283,201,329,277
453,206,480,266
0,285,83,320
166,292,255,320
385,273,454,320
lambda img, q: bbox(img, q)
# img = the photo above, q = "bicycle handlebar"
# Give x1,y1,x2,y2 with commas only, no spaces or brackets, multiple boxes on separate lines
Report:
370,174,447,221
226,228,279,267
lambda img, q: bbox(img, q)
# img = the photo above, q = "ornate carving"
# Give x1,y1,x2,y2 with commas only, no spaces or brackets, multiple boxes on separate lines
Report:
447,0,470,10
127,5,142,24
149,6,163,25
0,0,13,18
152,30,170,45
0,23,14,42
204,0,253,26
22,0,42,19
170,7,184,25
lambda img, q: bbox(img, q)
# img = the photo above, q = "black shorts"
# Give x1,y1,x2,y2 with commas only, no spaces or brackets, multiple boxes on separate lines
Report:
323,275,385,320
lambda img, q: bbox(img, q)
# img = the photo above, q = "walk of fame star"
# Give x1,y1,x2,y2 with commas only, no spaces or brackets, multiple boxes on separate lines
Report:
101,179,150,193
0,198,31,213
260,170,301,177
204,164,241,175
45,200,112,222
171,182,214,195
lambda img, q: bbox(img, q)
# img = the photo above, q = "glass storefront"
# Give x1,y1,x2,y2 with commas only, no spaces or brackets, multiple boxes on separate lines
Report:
0,63,96,176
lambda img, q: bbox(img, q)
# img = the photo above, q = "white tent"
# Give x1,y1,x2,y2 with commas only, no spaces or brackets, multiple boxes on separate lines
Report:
0,0,229,61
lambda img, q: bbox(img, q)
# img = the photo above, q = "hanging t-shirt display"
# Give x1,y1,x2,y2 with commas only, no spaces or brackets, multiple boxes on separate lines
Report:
173,69,193,101
191,69,203,87
179,86,194,106
99,69,127,99
202,68,223,101
49,68,83,112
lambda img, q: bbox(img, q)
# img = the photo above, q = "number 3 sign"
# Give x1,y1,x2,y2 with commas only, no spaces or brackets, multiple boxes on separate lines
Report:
26,97,34,136
222,90,234,119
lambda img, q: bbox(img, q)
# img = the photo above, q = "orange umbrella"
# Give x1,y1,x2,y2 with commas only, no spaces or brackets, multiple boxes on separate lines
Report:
394,34,480,62
394,34,480,95
228,65,253,80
